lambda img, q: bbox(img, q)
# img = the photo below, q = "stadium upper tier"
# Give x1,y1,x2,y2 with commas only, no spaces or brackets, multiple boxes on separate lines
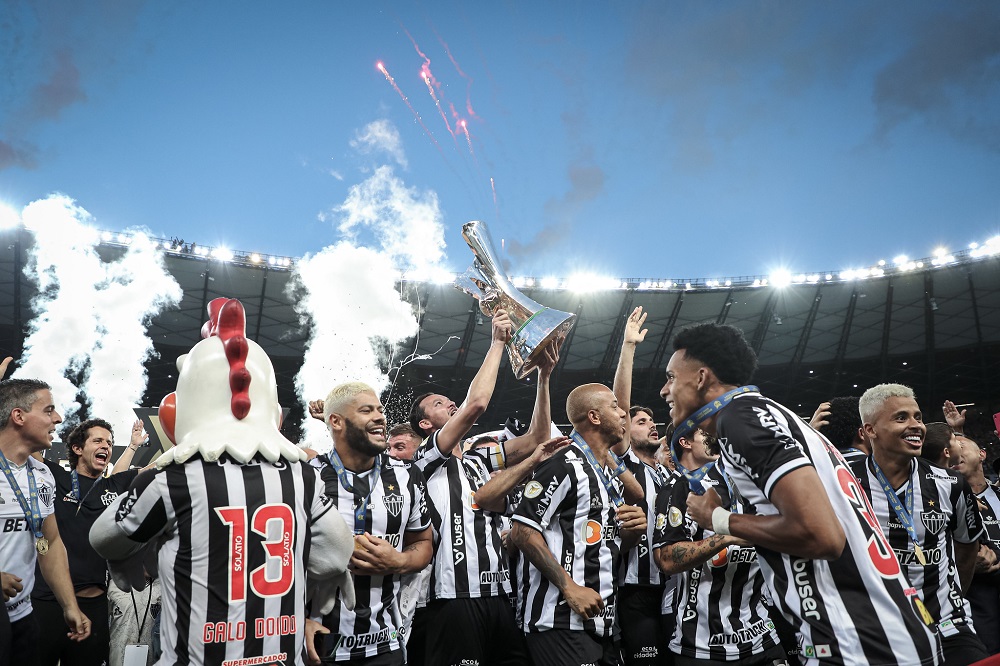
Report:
0,227,998,434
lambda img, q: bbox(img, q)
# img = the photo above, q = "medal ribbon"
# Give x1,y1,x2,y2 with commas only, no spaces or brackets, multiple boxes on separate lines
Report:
70,469,101,516
0,451,45,540
670,385,758,494
569,431,624,508
324,451,381,535
871,458,924,559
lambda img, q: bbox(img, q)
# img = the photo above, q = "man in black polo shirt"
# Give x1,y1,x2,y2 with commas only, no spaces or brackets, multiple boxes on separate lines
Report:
34,417,149,666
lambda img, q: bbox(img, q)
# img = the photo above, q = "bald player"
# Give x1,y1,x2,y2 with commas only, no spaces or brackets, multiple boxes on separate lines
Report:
510,383,647,666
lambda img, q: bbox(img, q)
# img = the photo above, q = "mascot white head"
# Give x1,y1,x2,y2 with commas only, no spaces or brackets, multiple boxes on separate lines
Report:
155,297,306,467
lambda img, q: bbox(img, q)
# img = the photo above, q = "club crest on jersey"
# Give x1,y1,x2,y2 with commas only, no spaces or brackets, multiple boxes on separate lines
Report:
37,484,53,507
383,493,404,518
523,481,543,499
668,506,683,527
101,490,120,507
921,510,947,534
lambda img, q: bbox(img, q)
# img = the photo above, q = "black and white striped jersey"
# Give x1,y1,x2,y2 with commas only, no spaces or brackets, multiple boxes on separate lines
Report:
716,392,941,666
98,455,337,666
974,484,1000,586
316,453,430,662
511,439,623,637
850,456,983,628
653,464,780,661
413,432,511,600
620,448,668,587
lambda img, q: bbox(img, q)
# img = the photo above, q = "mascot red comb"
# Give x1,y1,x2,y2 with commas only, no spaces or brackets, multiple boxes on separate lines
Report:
92,298,354,666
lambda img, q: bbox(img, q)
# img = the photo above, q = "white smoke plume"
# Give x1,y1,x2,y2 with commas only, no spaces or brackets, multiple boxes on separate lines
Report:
13,194,182,438
293,141,448,453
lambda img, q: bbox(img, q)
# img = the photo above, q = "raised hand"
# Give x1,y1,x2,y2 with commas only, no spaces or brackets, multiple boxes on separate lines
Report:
624,306,648,346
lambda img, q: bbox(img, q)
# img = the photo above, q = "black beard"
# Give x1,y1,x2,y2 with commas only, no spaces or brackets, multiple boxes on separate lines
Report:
343,418,386,458
632,438,659,455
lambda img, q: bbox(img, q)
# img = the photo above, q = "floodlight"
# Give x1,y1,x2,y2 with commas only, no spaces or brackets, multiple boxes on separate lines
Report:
541,276,560,290
0,203,20,230
769,269,793,288
212,247,234,262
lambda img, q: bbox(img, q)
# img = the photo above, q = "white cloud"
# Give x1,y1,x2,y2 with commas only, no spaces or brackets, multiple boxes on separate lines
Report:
336,165,446,274
349,119,408,168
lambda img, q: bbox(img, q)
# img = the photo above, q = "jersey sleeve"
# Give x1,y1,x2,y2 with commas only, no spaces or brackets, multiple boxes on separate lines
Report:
413,431,450,478
717,397,813,499
463,443,507,474
406,466,432,532
90,468,171,560
108,468,141,495
307,464,336,525
950,472,985,544
511,455,572,533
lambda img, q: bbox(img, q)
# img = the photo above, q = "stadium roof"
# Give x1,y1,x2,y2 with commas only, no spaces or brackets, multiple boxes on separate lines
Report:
1,227,998,442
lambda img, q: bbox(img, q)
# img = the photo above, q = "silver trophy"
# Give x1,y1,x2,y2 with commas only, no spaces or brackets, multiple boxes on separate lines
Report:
455,220,576,379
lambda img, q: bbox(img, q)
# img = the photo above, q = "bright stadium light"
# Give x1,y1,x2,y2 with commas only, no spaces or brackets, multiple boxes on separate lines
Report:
540,276,560,290
0,203,20,230
212,247,234,262
566,273,616,292
769,269,793,288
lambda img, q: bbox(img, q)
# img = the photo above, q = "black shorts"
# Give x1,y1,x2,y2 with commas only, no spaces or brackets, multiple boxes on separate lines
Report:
525,628,617,666
424,596,529,666
940,625,988,666
618,585,669,665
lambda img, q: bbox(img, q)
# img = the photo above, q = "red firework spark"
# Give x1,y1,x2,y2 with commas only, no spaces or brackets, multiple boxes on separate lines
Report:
376,61,439,147
459,119,474,156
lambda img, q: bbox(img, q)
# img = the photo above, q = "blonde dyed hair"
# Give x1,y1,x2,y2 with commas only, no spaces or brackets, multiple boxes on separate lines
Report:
323,382,377,424
858,383,916,425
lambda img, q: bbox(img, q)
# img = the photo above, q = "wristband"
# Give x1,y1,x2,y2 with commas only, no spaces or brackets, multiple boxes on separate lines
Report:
711,507,732,536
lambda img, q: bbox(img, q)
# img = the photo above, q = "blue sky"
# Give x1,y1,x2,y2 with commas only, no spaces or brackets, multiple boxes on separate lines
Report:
2,1,998,280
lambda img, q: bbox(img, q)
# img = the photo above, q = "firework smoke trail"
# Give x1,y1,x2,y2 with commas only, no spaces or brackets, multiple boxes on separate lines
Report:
421,67,454,137
435,30,478,120
376,61,439,148
400,23,457,141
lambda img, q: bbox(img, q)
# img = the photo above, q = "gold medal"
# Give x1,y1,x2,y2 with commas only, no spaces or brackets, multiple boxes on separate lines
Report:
913,543,927,566
36,537,49,556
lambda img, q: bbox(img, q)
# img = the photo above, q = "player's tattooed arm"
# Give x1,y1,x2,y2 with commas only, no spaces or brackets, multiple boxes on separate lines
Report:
654,533,746,576
510,522,570,591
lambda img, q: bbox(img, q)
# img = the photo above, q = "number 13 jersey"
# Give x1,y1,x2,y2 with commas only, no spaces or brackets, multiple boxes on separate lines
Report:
97,455,342,666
